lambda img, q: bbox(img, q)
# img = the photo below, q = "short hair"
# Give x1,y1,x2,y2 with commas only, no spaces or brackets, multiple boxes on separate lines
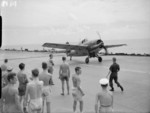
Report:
7,72,16,82
32,68,39,77
62,56,66,61
112,57,116,62
42,62,47,69
75,66,81,72
101,84,108,88
4,59,8,63
19,63,25,70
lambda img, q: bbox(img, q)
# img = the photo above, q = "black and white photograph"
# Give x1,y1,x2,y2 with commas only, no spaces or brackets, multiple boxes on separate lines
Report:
0,0,150,113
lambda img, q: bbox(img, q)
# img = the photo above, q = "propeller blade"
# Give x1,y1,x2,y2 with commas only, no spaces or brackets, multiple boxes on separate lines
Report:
96,31,101,39
102,46,108,55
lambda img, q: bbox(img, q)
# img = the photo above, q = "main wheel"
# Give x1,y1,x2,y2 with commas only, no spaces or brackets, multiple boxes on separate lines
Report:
70,56,72,61
98,57,102,62
85,57,89,64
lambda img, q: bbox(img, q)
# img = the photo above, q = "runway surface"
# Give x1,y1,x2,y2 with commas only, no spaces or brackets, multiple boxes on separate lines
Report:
1,51,150,113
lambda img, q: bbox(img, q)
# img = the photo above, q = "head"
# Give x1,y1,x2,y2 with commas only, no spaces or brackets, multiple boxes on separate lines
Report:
112,57,116,63
7,66,13,72
19,63,25,70
32,68,39,78
49,54,53,59
4,59,8,63
62,56,66,61
42,62,47,70
75,66,81,75
99,78,109,89
7,72,17,84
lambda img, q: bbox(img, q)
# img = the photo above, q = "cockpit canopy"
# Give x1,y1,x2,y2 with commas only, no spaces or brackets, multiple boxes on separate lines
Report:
81,38,88,44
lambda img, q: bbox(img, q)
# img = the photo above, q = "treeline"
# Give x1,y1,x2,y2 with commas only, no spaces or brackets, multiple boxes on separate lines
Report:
2,48,65,53
107,53,150,57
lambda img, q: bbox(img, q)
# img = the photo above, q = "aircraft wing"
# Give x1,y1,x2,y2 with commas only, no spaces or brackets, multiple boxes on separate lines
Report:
42,43,88,50
104,44,127,48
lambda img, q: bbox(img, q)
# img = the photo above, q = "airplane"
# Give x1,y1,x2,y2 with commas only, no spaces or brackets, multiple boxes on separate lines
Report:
42,33,126,64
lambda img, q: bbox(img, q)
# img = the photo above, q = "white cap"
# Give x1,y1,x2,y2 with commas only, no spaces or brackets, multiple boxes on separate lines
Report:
99,78,109,85
7,66,13,71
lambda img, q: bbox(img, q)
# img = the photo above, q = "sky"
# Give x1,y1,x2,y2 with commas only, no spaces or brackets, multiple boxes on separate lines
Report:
1,0,150,46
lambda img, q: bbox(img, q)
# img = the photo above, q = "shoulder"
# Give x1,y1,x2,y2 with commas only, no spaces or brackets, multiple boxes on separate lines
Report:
110,64,113,68
13,87,19,94
17,71,21,76
60,64,62,67
47,73,52,77
116,63,120,66
72,74,76,78
39,80,43,85
27,82,31,87
2,86,7,93
2,71,7,76
65,62,69,66
39,72,44,76
27,82,33,87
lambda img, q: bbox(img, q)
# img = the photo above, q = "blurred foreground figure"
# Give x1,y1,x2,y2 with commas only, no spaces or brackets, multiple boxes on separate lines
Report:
95,78,113,113
24,69,43,113
2,72,23,113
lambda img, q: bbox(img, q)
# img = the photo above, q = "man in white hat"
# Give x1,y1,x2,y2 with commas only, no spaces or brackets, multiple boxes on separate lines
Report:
2,66,13,87
95,78,113,113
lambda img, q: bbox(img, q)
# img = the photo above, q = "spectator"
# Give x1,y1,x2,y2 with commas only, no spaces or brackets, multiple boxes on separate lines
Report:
24,69,43,113
59,56,70,95
72,66,84,113
2,72,23,113
39,62,52,113
95,78,113,113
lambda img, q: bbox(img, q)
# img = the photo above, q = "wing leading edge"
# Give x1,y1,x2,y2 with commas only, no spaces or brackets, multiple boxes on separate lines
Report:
104,44,127,48
42,43,88,50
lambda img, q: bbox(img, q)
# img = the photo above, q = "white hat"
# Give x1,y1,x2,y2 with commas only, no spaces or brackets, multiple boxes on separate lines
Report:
7,66,13,71
99,78,109,85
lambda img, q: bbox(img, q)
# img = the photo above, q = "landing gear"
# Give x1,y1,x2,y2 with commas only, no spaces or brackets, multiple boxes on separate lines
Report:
85,57,89,64
98,57,102,62
70,56,72,61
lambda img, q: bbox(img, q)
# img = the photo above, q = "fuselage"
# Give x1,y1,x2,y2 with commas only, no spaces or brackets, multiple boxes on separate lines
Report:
67,39,103,57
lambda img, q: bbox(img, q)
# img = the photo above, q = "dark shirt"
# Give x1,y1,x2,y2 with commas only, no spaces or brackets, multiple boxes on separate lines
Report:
109,63,120,77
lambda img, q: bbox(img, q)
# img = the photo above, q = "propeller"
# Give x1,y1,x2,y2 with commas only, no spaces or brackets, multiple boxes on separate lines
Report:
96,31,101,39
96,31,108,55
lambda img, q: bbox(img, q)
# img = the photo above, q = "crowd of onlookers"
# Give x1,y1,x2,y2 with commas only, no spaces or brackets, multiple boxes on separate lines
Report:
1,54,123,113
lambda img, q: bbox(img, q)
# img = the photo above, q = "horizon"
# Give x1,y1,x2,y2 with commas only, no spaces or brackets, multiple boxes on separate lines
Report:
1,38,150,54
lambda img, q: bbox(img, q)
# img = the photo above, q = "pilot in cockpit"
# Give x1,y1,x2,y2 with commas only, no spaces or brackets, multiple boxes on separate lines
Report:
81,39,88,44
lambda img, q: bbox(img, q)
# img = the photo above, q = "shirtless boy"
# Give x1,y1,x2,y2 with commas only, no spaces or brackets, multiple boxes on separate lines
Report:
24,69,43,113
39,62,52,113
72,66,84,113
59,56,70,95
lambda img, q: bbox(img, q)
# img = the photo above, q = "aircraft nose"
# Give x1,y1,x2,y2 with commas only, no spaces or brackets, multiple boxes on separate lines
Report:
97,39,102,44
